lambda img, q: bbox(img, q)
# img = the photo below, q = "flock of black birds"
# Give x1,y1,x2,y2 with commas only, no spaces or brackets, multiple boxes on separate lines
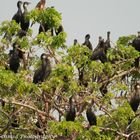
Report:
1,0,140,131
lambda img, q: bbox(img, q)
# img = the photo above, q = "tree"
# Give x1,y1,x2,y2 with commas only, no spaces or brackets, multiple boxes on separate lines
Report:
0,6,140,140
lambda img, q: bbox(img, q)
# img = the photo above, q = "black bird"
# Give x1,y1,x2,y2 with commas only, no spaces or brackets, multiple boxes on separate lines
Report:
104,31,111,50
12,1,23,24
99,84,108,96
33,53,52,84
94,36,103,51
66,97,76,121
129,82,140,112
83,34,93,50
91,32,111,63
55,25,64,35
20,2,30,32
18,2,30,38
39,24,49,33
132,32,140,52
4,1,23,41
132,32,140,67
91,38,107,63
86,104,97,126
38,24,54,36
12,42,25,60
0,99,5,107
9,47,20,73
11,115,19,127
11,42,26,70
73,39,78,45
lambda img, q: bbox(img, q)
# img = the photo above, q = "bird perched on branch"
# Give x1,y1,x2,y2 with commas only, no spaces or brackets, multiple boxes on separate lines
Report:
132,32,140,67
35,0,46,10
91,37,107,63
21,2,30,31
129,82,140,112
55,24,64,35
4,1,23,41
66,96,76,122
73,39,79,45
18,2,30,38
33,53,52,84
99,83,108,96
104,31,111,49
91,31,111,63
9,47,20,73
83,34,93,50
86,103,97,127
38,23,54,36
12,1,23,24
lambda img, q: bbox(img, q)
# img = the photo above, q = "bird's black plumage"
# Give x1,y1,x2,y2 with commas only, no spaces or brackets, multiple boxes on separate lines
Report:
38,24,54,36
83,34,93,50
20,2,30,32
104,31,111,51
55,25,64,35
91,32,111,63
33,53,52,84
86,105,97,126
66,97,76,121
39,24,49,33
12,42,25,60
129,83,140,112
132,32,140,52
132,32,140,67
9,47,20,73
11,115,19,127
73,39,78,45
12,1,23,24
4,1,22,41
100,84,108,96
91,38,107,63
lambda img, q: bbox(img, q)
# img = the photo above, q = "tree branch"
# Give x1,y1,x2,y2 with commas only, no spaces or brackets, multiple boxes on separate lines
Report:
99,127,129,138
100,67,136,84
0,98,56,121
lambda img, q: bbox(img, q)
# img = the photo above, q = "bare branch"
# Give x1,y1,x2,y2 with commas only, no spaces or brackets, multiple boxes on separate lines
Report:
100,67,136,84
100,127,129,138
0,98,56,121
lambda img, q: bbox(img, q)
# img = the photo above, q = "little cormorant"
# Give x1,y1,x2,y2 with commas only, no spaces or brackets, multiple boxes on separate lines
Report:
12,1,23,24
33,53,52,84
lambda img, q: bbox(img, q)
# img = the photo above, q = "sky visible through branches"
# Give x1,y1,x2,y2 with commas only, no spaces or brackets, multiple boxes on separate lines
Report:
0,0,140,46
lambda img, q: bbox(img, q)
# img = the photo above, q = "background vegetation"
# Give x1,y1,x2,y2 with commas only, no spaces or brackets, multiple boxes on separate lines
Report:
0,6,140,140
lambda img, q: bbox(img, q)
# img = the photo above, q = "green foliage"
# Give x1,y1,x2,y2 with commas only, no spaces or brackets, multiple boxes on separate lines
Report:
0,20,20,36
32,30,67,50
117,35,136,46
0,69,37,97
130,117,140,132
111,102,135,130
29,7,62,29
0,5,140,140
